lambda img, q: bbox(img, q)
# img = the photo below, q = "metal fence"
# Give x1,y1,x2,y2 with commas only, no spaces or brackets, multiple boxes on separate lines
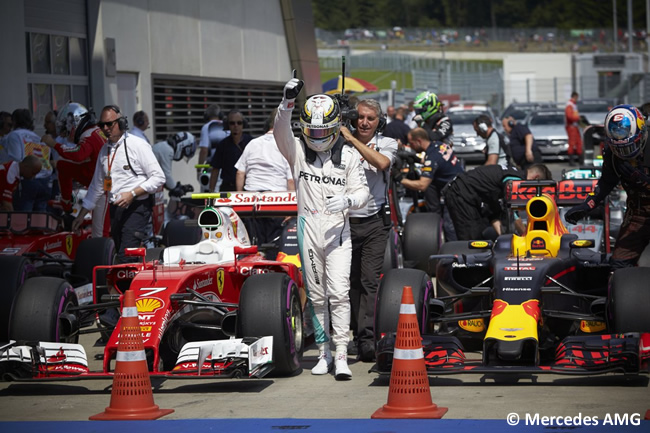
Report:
319,50,648,113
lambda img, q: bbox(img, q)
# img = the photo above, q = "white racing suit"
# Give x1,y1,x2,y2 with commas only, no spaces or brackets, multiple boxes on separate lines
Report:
274,106,369,351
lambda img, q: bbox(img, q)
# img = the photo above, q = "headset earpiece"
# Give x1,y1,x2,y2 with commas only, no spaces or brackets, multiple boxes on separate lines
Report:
507,119,515,128
377,115,387,133
479,122,488,133
107,105,128,131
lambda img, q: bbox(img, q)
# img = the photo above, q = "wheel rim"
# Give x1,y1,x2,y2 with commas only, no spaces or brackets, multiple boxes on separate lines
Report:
58,297,78,344
289,293,303,354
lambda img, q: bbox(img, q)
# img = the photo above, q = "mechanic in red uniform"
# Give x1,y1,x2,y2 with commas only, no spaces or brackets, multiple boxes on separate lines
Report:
0,156,42,211
565,91,582,166
42,102,108,236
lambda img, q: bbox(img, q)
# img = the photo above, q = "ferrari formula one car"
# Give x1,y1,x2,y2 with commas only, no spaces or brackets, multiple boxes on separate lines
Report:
0,192,305,381
373,180,650,376
0,211,115,342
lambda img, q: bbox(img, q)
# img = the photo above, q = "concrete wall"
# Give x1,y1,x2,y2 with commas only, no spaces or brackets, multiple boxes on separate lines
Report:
0,1,29,111
503,53,573,105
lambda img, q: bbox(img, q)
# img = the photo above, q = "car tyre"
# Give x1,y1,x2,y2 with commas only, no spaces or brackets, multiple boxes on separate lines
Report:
403,212,441,275
381,227,403,275
237,273,304,376
162,219,202,247
375,268,431,346
9,277,79,343
609,267,650,333
0,256,30,342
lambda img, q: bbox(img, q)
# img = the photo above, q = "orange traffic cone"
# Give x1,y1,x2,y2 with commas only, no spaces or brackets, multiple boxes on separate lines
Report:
372,285,448,419
90,290,174,420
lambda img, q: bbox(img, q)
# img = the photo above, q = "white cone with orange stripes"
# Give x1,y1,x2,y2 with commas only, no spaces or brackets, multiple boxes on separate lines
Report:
372,285,447,419
90,290,173,420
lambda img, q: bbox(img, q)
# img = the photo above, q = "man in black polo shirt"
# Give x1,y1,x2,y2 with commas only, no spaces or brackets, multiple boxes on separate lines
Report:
395,127,464,241
209,110,253,192
502,116,542,170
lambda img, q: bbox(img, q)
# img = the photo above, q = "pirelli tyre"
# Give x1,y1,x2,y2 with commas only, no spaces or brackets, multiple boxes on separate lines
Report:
0,256,30,342
375,268,430,345
237,273,304,376
163,219,202,247
402,212,441,275
9,277,79,344
609,267,650,333
382,226,404,275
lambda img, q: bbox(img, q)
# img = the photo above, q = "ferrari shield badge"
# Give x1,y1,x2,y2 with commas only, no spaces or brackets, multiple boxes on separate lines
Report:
217,268,225,295
66,235,73,256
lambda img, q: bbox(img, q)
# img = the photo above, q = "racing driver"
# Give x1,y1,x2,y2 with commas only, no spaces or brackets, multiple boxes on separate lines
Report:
565,105,650,269
273,71,369,380
42,102,108,237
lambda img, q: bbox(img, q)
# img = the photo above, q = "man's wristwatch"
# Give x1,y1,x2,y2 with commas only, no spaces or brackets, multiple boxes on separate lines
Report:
130,190,137,198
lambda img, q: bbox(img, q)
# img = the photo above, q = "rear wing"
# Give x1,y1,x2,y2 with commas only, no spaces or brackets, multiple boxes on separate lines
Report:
192,191,297,217
506,179,598,209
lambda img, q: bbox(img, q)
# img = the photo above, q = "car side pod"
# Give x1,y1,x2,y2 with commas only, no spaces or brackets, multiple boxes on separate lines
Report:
371,285,448,419
90,290,174,420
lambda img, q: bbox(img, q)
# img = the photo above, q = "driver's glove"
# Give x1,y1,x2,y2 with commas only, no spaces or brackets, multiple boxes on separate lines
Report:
325,195,352,213
564,197,597,225
281,70,304,110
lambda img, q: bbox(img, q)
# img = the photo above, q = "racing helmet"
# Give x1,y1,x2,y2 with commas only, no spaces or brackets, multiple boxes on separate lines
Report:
300,94,341,152
56,102,92,143
198,206,227,241
168,131,197,161
604,104,648,159
413,91,442,121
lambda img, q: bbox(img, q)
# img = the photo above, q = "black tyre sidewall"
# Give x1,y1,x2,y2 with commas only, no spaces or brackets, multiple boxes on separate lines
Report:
9,277,78,343
375,268,431,348
162,220,201,247
609,267,650,333
403,212,441,274
237,273,303,376
0,256,30,342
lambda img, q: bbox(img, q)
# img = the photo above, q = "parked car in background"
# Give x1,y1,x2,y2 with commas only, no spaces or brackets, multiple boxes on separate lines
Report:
524,108,569,160
447,102,500,164
577,98,616,125
500,101,557,124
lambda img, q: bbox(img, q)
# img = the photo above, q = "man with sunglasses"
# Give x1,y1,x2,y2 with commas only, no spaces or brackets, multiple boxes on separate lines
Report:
72,105,164,263
209,110,252,192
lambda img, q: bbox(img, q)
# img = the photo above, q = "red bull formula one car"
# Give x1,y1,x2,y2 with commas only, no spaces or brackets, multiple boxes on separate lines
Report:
372,180,650,377
0,192,305,381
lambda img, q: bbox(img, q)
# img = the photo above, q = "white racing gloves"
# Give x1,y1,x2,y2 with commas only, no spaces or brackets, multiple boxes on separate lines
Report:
281,69,304,110
325,195,353,213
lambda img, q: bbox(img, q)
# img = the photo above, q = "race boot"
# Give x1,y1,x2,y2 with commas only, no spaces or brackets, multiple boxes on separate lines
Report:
334,348,352,380
311,344,333,375
568,154,577,166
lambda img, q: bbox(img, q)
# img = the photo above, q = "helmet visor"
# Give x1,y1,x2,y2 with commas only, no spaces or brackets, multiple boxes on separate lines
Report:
301,124,339,140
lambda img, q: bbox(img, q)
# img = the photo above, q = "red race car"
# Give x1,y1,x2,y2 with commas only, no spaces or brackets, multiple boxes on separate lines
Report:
2,192,305,380
0,210,115,342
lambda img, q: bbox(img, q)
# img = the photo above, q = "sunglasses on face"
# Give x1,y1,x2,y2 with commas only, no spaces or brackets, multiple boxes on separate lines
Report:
98,119,119,129
229,121,243,125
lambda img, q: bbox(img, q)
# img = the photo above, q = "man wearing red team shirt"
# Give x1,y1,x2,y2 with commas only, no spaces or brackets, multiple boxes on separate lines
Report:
0,156,42,211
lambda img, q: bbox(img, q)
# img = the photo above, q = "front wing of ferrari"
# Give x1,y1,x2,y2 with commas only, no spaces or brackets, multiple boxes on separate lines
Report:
0,336,274,381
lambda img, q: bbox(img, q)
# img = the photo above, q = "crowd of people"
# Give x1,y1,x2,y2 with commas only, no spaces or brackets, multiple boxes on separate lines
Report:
2,77,649,380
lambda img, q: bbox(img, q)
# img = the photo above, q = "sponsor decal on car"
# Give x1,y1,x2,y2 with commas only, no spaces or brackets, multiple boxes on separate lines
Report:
458,319,485,332
580,320,606,333
44,240,62,251
504,266,535,271
136,297,164,313
531,237,546,250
